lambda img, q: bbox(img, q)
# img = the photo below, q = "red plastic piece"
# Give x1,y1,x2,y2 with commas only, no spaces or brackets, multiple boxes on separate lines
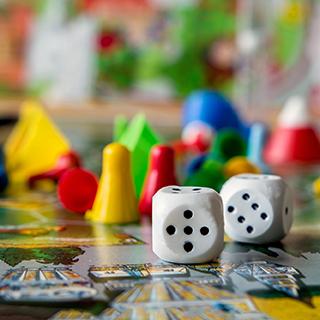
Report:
28,151,81,188
57,168,98,214
139,145,178,217
264,126,320,165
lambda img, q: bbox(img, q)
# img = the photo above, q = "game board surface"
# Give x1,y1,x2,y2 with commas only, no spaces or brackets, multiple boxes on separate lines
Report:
0,122,319,320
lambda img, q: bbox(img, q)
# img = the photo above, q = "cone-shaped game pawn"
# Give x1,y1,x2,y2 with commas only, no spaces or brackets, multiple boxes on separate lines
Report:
264,96,320,166
139,145,178,217
86,143,138,224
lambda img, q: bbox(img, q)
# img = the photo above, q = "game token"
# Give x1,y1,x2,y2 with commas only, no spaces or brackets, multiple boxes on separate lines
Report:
139,145,178,217
86,143,138,224
224,156,260,178
182,91,249,144
29,150,81,188
4,100,71,185
117,114,161,197
210,128,247,163
247,122,271,173
57,168,98,214
264,96,320,165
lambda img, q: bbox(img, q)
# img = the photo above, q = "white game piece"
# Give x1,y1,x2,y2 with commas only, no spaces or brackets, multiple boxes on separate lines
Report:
278,96,310,128
152,186,224,264
220,174,293,244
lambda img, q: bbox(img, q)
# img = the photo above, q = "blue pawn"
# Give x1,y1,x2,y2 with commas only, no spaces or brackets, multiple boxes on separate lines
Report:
247,122,271,174
0,146,8,192
182,90,249,140
185,153,208,177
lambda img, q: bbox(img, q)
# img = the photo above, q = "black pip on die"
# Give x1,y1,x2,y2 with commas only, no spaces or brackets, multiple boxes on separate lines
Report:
152,186,224,264
220,174,293,244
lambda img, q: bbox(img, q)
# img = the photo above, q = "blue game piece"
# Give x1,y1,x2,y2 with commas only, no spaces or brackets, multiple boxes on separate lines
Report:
182,90,249,139
185,153,208,177
247,122,271,173
0,146,8,192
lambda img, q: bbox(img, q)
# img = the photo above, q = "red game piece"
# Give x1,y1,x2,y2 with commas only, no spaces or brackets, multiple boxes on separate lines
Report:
139,145,178,217
264,96,320,166
28,150,81,188
57,168,98,214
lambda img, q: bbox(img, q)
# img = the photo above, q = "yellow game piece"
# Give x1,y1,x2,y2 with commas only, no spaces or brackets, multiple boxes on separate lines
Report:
224,156,260,178
86,143,138,224
312,177,320,198
4,100,70,185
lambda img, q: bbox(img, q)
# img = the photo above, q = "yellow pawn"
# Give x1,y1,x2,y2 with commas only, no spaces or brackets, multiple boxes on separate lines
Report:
224,156,261,178
312,177,320,198
86,143,138,224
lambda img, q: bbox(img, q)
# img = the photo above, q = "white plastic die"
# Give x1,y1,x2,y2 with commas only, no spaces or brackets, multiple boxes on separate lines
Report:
220,174,293,244
152,186,224,264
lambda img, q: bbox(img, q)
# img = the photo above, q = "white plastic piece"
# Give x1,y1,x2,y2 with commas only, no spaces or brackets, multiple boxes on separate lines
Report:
220,174,293,244
182,121,214,146
278,96,311,128
152,186,224,264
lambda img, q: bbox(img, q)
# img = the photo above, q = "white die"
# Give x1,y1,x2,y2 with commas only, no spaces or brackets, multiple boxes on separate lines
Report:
152,186,224,264
220,174,293,244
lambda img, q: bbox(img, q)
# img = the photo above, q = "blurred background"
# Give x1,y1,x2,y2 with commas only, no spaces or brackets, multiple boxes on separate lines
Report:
0,0,319,124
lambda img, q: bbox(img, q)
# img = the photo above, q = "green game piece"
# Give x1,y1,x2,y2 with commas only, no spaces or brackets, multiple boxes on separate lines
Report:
210,129,246,163
118,114,162,196
113,115,129,141
184,159,225,191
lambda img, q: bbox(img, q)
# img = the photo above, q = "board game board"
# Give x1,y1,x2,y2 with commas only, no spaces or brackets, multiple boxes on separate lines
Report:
0,122,319,320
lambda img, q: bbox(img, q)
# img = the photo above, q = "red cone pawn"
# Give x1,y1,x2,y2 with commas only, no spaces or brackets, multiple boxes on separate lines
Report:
139,145,178,217
28,151,81,188
58,168,98,214
264,96,320,166
264,126,320,165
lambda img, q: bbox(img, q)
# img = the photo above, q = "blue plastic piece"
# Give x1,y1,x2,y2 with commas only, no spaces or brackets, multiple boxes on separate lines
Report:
0,147,8,192
247,122,271,173
185,153,208,177
182,90,249,138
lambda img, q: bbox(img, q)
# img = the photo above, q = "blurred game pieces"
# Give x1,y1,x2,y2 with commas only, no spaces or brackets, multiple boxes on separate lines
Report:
4,100,71,185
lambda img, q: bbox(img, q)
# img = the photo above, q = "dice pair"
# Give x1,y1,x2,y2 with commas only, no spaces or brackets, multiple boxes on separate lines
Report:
152,174,293,264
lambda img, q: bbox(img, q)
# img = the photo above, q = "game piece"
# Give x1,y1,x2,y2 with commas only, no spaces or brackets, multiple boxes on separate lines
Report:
152,186,224,264
86,143,138,224
210,128,246,163
220,174,293,244
247,122,271,173
117,114,161,197
184,159,225,191
57,168,98,214
139,145,178,217
264,96,320,166
185,153,208,177
312,177,320,197
181,120,213,152
113,115,128,141
0,146,8,192
182,91,248,152
4,100,70,184
224,156,260,178
28,150,81,188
